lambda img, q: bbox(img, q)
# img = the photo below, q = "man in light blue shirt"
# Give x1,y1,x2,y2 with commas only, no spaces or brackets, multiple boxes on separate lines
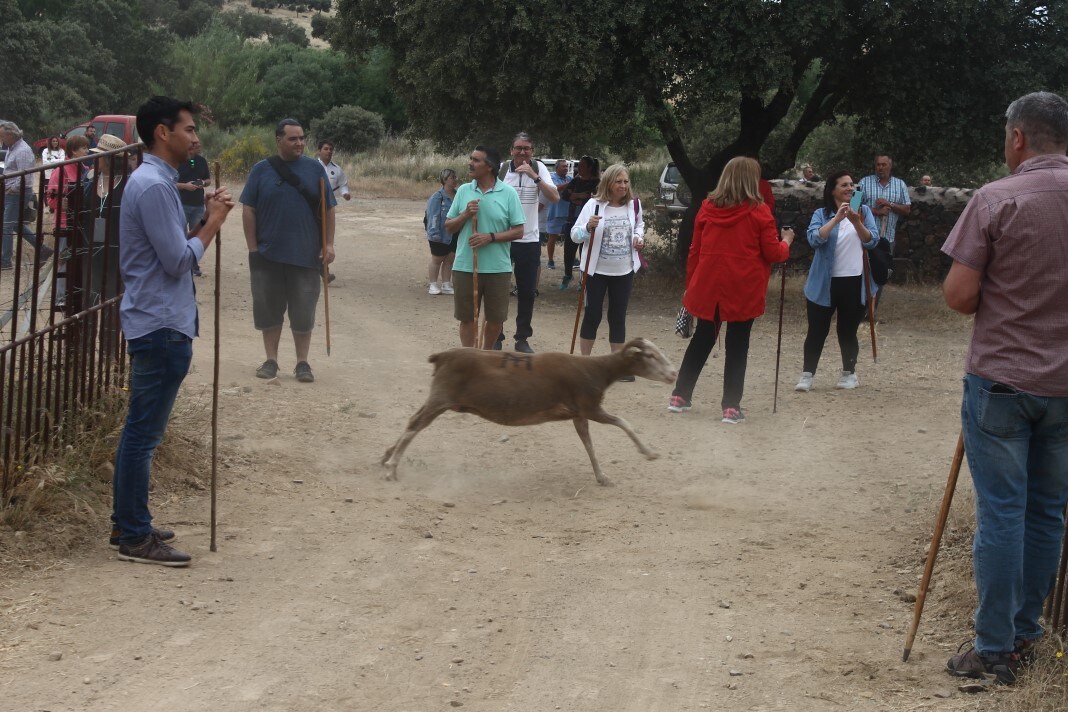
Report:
857,155,911,247
112,96,235,567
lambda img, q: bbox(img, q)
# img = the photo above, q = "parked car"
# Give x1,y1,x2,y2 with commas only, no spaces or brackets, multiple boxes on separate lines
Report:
33,115,139,155
536,157,575,177
655,162,690,217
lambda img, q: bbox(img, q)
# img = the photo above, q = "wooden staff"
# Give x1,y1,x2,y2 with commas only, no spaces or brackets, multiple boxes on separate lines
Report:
773,259,787,414
210,162,222,552
902,432,965,662
569,205,599,354
319,178,332,357
471,215,482,346
862,248,878,362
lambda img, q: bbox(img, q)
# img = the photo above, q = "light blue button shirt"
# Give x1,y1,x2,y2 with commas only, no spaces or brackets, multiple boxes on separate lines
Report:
119,153,206,340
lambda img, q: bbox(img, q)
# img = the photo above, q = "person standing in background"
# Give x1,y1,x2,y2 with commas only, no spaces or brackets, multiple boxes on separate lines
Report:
176,142,211,277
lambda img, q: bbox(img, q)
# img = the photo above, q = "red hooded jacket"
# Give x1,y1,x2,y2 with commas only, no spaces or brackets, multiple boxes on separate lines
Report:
683,199,789,323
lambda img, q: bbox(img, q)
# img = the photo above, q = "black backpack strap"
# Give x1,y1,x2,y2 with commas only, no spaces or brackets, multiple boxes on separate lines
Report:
267,156,321,222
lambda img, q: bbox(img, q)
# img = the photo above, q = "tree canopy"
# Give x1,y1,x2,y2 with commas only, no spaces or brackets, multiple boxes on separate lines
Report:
334,0,1065,261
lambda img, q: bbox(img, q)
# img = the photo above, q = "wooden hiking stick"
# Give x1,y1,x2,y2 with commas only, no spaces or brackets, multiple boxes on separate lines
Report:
902,431,965,662
862,249,878,362
471,215,483,347
570,205,599,354
773,260,787,413
319,178,331,357
210,162,222,552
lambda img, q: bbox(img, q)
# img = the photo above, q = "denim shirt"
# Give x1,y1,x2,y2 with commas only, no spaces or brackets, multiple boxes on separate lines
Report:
425,187,453,244
119,154,206,340
804,204,879,307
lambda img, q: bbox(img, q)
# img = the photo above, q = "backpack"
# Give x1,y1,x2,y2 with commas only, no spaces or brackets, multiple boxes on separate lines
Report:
499,159,547,182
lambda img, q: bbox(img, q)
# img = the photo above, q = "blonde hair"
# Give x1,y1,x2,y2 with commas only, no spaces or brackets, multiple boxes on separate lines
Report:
593,163,633,203
708,157,763,208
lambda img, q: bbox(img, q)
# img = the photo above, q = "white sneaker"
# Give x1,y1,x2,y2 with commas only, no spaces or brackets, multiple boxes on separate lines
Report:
440,281,454,295
794,372,814,392
836,371,859,389
428,282,441,295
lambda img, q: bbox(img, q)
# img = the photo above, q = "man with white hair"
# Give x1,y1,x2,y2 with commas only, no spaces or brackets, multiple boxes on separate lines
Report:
1,120,52,269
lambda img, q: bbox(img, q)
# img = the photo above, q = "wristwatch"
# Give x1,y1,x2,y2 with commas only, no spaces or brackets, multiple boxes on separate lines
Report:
490,233,496,242
533,176,542,184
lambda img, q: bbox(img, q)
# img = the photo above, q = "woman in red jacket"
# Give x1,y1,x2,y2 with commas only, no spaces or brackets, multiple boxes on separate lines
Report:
668,157,794,423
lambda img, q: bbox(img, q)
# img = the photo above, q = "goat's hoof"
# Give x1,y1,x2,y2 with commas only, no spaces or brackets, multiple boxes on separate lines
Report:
644,451,659,461
595,477,614,487
383,468,398,482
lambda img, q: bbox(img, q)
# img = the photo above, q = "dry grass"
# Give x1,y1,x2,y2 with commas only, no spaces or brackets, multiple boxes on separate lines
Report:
0,387,211,573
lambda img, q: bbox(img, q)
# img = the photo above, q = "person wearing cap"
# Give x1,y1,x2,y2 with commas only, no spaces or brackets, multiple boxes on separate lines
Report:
177,142,211,277
241,119,336,383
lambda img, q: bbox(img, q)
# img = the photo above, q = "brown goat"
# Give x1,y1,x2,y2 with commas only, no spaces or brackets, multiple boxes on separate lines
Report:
381,337,678,485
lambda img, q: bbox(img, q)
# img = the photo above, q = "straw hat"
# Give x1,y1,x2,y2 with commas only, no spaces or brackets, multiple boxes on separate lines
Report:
89,133,127,153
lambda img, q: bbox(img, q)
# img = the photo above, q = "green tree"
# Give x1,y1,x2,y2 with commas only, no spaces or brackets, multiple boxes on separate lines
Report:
334,0,1065,265
312,105,385,152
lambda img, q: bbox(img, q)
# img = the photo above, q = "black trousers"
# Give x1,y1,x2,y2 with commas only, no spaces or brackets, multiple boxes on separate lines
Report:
802,275,866,374
510,241,541,341
562,223,579,279
580,271,634,342
672,314,754,410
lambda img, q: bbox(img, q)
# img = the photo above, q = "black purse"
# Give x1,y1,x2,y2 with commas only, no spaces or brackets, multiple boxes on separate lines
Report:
867,237,893,286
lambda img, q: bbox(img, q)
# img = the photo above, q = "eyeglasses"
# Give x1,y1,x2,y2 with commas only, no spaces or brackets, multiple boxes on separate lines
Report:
512,146,533,152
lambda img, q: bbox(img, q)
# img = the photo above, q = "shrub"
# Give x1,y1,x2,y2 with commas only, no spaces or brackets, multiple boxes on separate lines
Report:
312,105,386,153
216,125,274,177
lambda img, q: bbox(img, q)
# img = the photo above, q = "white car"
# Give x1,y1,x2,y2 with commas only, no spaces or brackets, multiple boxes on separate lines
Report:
655,162,690,216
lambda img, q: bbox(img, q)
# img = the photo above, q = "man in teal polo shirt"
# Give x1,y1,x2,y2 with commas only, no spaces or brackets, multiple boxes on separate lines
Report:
445,146,525,348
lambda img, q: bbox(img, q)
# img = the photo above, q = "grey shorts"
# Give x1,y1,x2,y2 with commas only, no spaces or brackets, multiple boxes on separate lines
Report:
452,271,510,323
249,252,321,333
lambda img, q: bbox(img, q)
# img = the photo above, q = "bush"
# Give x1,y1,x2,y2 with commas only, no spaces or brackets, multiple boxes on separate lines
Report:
216,125,274,177
312,105,386,153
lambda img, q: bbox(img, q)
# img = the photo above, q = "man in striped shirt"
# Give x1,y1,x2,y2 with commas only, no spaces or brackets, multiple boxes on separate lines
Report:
858,155,911,248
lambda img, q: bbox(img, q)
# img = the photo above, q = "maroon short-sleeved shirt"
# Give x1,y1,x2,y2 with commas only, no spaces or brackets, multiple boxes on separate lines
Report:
942,154,1068,396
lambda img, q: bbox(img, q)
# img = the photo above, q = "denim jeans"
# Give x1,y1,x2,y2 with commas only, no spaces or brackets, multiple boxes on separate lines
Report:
2,193,42,266
961,373,1068,655
112,328,193,544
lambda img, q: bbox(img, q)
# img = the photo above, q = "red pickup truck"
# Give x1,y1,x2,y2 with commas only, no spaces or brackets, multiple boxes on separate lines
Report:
34,114,139,155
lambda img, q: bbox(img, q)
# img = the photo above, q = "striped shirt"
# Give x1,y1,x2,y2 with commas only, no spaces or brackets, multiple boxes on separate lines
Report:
857,174,910,242
941,154,1068,396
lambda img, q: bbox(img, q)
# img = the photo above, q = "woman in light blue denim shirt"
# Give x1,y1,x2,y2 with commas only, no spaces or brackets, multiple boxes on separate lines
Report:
795,170,879,392
425,168,458,295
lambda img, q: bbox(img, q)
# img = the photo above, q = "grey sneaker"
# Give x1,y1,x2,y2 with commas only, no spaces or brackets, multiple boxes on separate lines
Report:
946,643,1020,685
795,372,814,392
515,339,534,354
294,361,314,383
256,359,279,379
835,371,859,389
110,526,175,551
117,532,191,567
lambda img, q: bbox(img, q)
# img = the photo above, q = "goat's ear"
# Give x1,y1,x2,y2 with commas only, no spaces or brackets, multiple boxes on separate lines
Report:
624,344,642,358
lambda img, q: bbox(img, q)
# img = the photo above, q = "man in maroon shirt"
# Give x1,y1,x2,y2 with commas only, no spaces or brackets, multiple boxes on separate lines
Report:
942,91,1068,685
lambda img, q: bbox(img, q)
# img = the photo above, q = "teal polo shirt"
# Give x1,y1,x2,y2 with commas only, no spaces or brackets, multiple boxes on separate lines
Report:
447,179,525,273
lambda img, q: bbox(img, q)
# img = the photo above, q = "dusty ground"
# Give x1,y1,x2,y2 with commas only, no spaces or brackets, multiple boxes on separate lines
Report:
0,196,1018,711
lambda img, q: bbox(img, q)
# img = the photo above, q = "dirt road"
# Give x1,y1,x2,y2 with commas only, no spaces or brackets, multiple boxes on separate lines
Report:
0,198,988,710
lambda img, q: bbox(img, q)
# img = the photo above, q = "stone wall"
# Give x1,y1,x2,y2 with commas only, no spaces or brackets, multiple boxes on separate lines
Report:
769,180,975,283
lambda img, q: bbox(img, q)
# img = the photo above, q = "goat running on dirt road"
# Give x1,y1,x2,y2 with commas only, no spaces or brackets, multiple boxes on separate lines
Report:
381,338,677,486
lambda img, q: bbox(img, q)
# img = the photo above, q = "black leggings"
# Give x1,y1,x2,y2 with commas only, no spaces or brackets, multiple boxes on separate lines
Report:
580,271,634,342
802,275,866,374
672,314,754,410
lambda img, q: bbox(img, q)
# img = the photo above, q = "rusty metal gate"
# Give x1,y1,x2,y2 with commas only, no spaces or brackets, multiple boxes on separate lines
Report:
0,145,140,501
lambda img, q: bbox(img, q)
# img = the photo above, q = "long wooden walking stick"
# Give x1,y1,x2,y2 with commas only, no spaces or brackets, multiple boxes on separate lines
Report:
210,162,222,552
862,248,878,362
471,215,482,347
570,205,599,354
319,178,331,356
773,261,787,413
902,431,965,662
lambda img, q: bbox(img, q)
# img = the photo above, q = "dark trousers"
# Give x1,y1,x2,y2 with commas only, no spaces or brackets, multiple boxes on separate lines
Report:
802,275,866,374
580,271,633,342
672,315,754,410
562,224,579,278
510,241,541,341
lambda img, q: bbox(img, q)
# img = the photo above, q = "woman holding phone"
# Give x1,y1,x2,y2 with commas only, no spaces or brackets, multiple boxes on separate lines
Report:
667,157,793,421
794,170,879,392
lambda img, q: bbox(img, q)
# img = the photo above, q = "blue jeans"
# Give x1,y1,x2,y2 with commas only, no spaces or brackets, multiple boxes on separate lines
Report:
2,193,42,266
961,373,1068,655
112,329,193,544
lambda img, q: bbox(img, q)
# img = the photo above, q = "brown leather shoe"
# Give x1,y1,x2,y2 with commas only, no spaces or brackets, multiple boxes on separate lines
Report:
110,526,175,551
117,532,191,567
